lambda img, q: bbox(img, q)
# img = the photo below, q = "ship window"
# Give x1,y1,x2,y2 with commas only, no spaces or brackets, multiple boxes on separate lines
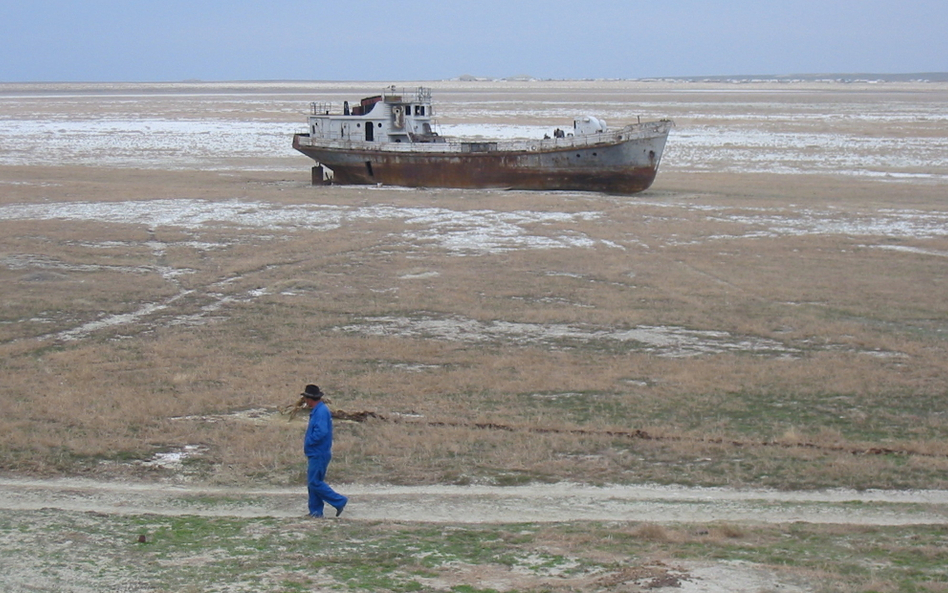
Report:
378,122,383,127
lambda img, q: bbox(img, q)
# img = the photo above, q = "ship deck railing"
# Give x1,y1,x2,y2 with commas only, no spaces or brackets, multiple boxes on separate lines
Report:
296,120,671,153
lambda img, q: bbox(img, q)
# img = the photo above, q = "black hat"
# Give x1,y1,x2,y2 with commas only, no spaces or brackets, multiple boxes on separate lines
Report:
301,384,323,399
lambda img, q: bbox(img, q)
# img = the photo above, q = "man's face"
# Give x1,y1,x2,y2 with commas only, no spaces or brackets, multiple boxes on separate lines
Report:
304,397,319,408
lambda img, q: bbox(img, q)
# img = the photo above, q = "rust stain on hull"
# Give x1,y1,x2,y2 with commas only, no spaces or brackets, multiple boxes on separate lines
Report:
328,160,658,194
292,87,672,195
293,120,671,195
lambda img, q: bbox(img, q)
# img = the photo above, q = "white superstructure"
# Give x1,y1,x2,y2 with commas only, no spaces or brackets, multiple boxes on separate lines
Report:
307,86,440,144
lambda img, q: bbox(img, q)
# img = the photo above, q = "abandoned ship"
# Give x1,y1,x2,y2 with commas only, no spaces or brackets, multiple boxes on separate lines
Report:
292,86,673,194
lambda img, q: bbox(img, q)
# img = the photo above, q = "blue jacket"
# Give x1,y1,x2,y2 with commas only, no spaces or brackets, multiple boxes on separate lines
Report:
304,401,333,458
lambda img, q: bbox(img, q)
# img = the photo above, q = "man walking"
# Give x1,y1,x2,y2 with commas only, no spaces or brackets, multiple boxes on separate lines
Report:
301,384,348,518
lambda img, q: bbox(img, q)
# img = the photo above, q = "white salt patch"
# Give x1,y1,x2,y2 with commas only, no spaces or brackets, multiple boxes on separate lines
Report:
2,253,193,281
336,315,795,357
141,445,207,470
529,392,585,399
632,201,948,242
666,125,948,180
387,363,443,373
0,199,602,255
55,301,171,342
869,245,948,258
4,199,948,258
0,118,299,170
170,408,273,424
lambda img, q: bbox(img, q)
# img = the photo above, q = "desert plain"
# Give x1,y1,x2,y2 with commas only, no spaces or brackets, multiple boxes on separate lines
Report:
1,79,948,592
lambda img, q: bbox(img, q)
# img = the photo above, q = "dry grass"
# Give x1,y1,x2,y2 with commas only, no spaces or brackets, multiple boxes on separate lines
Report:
2,84,948,491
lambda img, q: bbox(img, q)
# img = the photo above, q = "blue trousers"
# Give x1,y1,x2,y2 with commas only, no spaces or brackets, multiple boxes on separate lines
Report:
307,454,347,517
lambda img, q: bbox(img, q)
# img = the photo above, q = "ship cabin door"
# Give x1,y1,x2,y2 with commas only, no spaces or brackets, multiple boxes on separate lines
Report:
365,121,374,142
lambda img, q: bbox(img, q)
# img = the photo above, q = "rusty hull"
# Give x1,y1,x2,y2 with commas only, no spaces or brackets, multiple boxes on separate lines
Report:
293,120,672,195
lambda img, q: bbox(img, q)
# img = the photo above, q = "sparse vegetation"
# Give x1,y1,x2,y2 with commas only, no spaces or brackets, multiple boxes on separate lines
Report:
2,170,946,490
1,80,947,591
3,509,947,592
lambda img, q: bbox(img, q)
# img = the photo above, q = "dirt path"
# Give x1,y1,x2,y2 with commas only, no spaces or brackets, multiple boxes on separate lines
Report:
4,479,947,593
3,477,947,525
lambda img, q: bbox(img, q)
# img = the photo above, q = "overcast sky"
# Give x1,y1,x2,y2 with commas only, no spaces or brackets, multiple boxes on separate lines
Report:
2,0,945,82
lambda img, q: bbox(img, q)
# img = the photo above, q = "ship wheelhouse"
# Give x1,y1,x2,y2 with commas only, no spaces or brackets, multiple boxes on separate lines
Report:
306,86,441,144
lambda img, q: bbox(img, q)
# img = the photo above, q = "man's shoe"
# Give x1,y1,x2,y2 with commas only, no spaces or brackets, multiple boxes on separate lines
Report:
306,513,323,519
335,499,347,517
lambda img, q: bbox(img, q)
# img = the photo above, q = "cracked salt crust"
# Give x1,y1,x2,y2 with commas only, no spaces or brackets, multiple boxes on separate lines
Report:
0,199,603,255
3,197,944,348
4,199,948,253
